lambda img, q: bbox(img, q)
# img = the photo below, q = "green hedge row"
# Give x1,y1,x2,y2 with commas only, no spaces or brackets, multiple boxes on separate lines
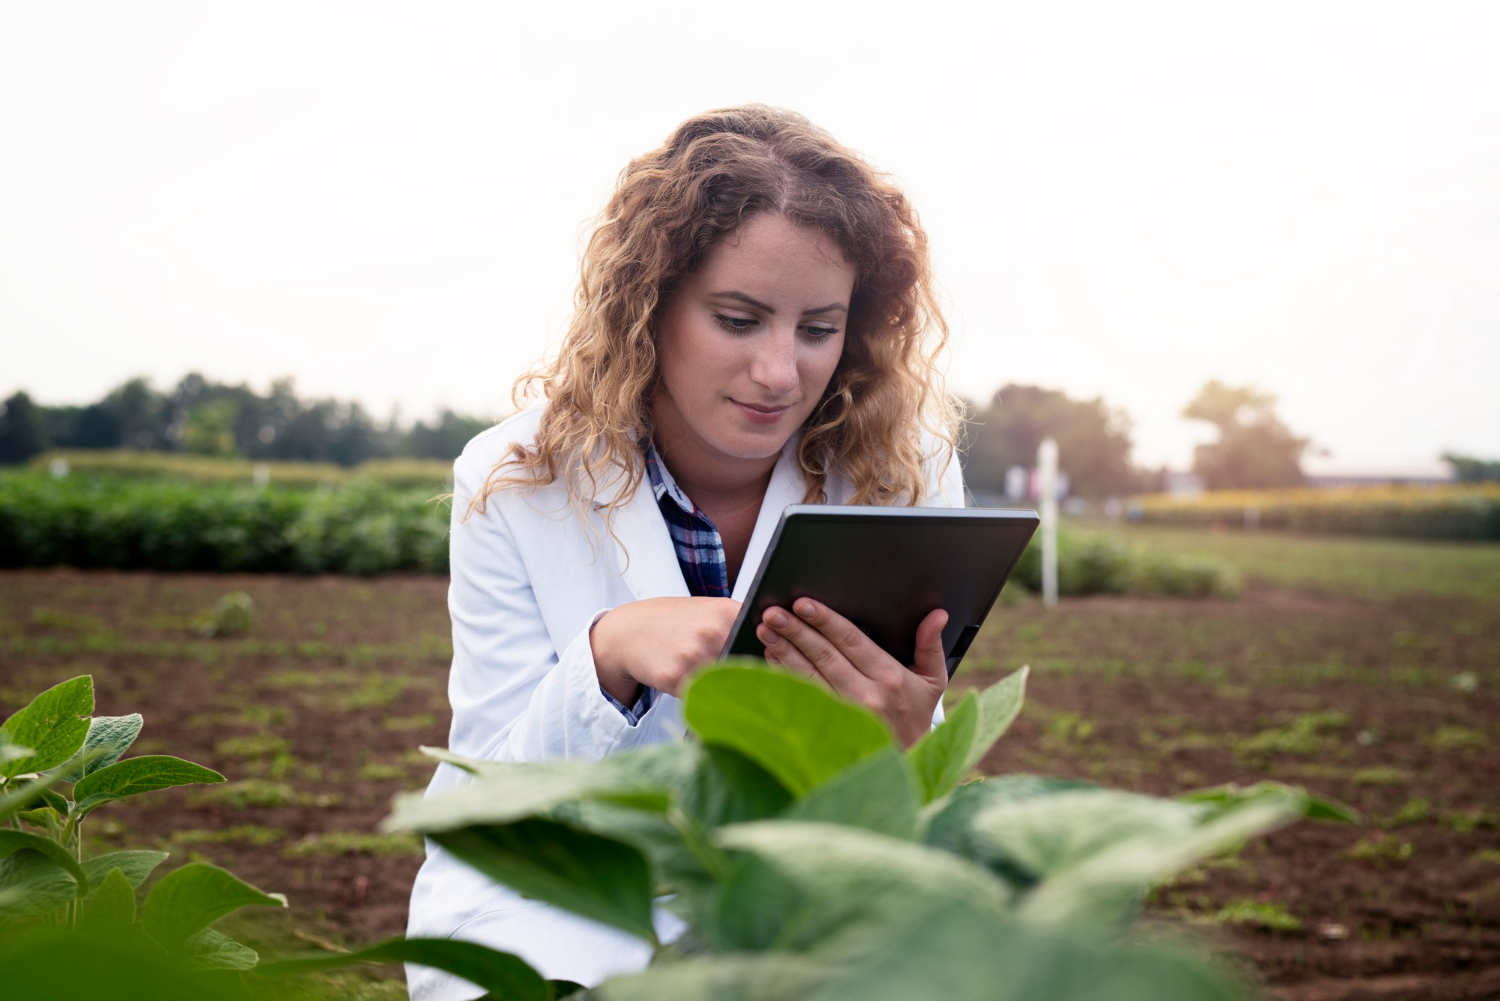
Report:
1010,531,1240,598
0,473,450,575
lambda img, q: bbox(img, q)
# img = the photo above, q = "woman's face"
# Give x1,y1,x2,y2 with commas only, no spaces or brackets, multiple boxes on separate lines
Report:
651,213,855,480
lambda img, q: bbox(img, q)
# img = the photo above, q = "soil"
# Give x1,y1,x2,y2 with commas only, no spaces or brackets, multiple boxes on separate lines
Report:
2,569,1497,1000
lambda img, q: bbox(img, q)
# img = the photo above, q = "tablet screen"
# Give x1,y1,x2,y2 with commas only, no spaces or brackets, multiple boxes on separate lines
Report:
720,505,1038,675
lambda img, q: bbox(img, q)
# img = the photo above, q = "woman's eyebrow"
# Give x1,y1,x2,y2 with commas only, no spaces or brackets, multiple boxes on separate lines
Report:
711,291,848,315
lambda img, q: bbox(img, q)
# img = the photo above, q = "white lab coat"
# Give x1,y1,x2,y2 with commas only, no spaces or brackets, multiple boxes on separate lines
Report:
406,406,965,1000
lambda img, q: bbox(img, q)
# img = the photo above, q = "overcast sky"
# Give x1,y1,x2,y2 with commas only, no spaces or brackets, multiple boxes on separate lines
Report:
2,1,1496,469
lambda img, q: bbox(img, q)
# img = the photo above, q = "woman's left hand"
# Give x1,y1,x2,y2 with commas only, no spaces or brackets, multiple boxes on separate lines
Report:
756,599,949,748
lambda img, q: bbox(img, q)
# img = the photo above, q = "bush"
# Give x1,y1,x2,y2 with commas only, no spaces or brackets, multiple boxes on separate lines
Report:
0,472,450,575
1011,530,1238,598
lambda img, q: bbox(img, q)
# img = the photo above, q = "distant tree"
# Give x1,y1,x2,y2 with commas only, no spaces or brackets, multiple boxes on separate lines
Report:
0,392,49,464
183,399,242,457
1442,452,1500,482
963,384,1136,498
405,409,494,461
1183,380,1308,489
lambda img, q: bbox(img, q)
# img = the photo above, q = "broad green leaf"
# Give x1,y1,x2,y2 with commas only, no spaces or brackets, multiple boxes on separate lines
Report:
713,821,1010,953
60,713,144,782
559,800,710,896
783,746,919,840
0,851,80,918
142,863,287,951
961,665,1028,777
799,899,1254,1001
0,734,33,764
0,766,71,822
433,819,657,943
34,786,69,814
0,675,93,779
1016,796,1302,926
79,867,137,934
707,854,807,951
0,927,256,1001
967,789,1204,884
906,692,980,803
17,807,60,829
551,981,586,997
683,665,894,797
683,745,792,829
0,829,89,895
181,927,259,970
258,937,547,1000
81,850,170,893
387,757,669,835
73,755,225,815
923,776,1098,888
1182,781,1362,824
597,953,833,1001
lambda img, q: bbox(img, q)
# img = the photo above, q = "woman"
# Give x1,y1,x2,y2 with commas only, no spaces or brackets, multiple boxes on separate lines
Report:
407,104,966,999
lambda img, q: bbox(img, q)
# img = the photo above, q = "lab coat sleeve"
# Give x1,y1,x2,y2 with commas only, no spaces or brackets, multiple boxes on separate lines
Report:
442,445,678,768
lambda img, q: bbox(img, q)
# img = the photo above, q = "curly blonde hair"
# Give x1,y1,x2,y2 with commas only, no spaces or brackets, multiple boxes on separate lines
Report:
475,104,960,527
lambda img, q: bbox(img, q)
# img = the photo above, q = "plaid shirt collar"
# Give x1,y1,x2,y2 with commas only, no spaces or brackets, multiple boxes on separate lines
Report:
642,439,731,599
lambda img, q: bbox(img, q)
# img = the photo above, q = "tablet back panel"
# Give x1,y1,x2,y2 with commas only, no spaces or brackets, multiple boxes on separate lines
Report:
722,506,1039,676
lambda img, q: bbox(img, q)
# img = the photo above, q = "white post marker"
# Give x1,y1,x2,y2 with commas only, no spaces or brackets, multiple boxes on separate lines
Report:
1038,437,1059,609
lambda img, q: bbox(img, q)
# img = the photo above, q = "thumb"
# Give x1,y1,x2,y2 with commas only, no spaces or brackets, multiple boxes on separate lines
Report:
911,608,951,682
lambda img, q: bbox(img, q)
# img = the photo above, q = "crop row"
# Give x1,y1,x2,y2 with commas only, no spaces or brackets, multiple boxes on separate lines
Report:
29,449,454,488
1129,484,1500,541
0,473,450,575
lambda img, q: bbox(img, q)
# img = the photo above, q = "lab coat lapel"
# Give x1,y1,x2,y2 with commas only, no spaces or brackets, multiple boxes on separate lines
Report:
595,464,691,602
731,439,808,603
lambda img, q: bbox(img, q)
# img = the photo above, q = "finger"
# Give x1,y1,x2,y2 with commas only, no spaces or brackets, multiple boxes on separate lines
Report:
788,599,893,684
763,604,873,695
756,622,828,687
910,608,951,683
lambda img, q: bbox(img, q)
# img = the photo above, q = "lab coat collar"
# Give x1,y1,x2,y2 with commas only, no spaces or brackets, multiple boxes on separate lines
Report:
591,432,807,603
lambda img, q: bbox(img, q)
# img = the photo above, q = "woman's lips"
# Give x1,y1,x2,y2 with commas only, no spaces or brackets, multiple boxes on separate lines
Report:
732,400,791,424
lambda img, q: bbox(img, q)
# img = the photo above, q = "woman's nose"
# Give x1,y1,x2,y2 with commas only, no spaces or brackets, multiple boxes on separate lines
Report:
749,329,800,396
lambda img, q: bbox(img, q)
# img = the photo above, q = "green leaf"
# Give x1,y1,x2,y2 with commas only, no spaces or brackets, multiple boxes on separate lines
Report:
432,818,657,943
60,713,144,782
963,665,1028,777
0,675,93,779
1013,796,1303,926
906,692,980,803
0,767,71,822
712,820,1010,953
0,852,80,918
73,755,225,815
783,746,919,840
79,867,137,934
386,757,669,836
559,801,709,896
0,734,33,764
596,953,832,1001
683,664,894,797
17,807,60,829
258,937,547,1000
1182,781,1362,824
0,829,89,896
142,863,287,951
922,776,1098,887
81,850,170,893
181,927,259,970
682,745,792,830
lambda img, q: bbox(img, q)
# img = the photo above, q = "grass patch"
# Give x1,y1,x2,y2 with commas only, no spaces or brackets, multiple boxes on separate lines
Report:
1236,711,1347,758
1441,810,1499,833
1471,849,1500,864
1382,799,1431,829
358,763,410,781
1204,898,1302,933
383,713,437,731
1429,725,1489,751
1347,835,1415,865
283,832,424,858
171,825,287,848
194,779,297,808
31,609,109,633
1352,767,1408,786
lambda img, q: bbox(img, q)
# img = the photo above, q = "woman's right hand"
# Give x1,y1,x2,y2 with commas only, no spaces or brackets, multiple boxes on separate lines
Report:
590,597,741,703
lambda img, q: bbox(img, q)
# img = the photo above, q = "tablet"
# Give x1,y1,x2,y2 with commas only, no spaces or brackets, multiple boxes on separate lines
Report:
720,505,1039,676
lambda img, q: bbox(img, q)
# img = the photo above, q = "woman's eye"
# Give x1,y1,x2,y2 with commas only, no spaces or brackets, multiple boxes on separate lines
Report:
802,325,840,339
712,313,756,333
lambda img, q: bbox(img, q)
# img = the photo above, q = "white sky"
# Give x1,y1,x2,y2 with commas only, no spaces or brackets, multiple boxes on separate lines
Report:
2,1,1496,469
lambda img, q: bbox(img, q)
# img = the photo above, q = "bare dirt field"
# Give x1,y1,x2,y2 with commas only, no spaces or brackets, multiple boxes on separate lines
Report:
2,541,1497,999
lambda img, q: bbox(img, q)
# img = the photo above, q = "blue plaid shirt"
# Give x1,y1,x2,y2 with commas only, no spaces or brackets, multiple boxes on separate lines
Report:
599,440,729,723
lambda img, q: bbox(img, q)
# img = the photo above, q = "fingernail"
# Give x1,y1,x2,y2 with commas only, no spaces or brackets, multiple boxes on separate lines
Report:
794,601,815,619
766,611,787,629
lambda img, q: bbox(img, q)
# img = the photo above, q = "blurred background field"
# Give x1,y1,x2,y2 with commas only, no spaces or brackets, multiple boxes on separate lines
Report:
2,522,1496,1000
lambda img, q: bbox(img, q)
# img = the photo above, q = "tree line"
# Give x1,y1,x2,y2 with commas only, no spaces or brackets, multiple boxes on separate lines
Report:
2,374,1490,493
0,375,494,468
